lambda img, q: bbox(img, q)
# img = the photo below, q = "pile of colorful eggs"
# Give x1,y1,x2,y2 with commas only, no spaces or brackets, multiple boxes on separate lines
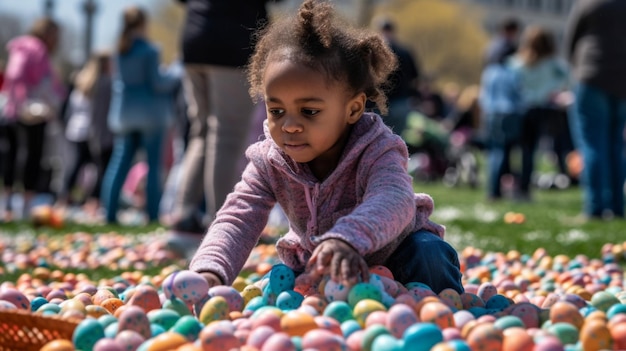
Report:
2,240,626,351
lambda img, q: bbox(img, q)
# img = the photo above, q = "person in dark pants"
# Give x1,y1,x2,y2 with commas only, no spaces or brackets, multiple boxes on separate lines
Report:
565,0,626,220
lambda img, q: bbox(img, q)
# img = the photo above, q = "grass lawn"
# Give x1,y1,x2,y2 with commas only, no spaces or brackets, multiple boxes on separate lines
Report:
423,181,626,261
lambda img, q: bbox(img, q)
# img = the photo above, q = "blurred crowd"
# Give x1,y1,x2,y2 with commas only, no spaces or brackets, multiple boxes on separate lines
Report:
0,0,624,225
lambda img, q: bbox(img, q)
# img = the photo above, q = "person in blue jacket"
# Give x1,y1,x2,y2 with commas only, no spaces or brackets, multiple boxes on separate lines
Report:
101,6,180,224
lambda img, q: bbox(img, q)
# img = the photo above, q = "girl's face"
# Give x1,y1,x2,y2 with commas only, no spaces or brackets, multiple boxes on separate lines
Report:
263,59,365,180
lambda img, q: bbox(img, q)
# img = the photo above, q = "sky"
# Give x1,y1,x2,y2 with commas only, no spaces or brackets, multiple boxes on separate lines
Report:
0,0,158,63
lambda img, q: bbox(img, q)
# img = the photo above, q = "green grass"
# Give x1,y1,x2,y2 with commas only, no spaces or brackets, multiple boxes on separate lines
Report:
421,181,626,260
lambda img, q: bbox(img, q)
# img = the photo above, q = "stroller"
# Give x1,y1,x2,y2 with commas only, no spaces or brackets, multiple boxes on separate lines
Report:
402,110,481,188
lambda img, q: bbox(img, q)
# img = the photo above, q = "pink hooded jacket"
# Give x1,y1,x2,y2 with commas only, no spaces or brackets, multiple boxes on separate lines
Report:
189,112,445,284
1,35,65,119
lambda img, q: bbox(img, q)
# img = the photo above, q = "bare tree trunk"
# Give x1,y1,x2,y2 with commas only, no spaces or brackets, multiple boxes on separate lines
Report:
355,0,374,27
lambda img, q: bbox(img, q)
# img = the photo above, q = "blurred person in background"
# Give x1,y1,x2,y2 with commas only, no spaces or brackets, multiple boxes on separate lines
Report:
509,26,569,201
56,51,113,219
565,0,626,220
166,0,281,244
101,6,180,224
376,17,420,135
0,17,65,221
479,45,523,201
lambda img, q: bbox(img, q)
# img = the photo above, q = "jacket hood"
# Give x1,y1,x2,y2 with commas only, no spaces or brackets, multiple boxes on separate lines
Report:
7,35,47,56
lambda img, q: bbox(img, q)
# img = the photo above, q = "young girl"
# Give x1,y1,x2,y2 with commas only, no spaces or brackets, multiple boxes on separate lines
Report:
189,0,463,294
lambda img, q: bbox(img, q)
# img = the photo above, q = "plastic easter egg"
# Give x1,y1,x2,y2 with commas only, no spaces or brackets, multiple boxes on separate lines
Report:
365,310,388,328
386,303,418,338
31,296,48,311
73,318,106,351
348,283,383,308
324,279,350,302
145,332,187,351
402,323,443,351
453,310,476,330
168,270,210,305
117,305,152,339
580,319,612,351
0,288,30,310
241,285,263,306
86,304,110,318
353,299,387,327
369,266,394,280
209,285,245,312
549,301,584,329
371,333,403,351
590,291,620,312
198,295,229,325
93,288,117,306
485,294,512,311
560,293,587,309
170,315,203,342
507,302,540,328
341,319,362,338
361,324,390,351
147,309,180,330
127,285,162,313
199,323,240,351
260,332,296,351
251,307,283,331
606,303,626,319
276,290,304,310
115,330,145,351
610,321,626,349
268,264,295,294
494,315,525,330
100,298,124,315
314,315,343,335
93,338,124,351
477,282,498,302
302,329,347,351
246,325,275,349
460,293,485,309
466,322,503,351
301,295,328,315
501,327,534,351
439,288,463,310
546,322,578,345
40,339,75,351
532,334,564,351
324,300,354,323
419,301,455,329
162,296,192,316
104,322,118,339
280,310,317,337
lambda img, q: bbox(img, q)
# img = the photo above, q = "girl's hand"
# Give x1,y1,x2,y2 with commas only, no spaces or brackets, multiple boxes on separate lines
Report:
307,238,369,286
199,271,223,288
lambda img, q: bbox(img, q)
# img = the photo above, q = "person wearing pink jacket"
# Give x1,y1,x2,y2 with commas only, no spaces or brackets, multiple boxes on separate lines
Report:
0,17,65,221
189,0,463,294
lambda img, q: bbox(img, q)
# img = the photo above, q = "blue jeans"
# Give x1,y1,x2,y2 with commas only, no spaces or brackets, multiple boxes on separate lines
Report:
485,112,520,198
101,129,164,223
385,230,464,294
569,83,626,217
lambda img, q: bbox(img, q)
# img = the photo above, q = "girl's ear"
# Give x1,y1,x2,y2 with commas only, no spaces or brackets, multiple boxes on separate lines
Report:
347,92,366,124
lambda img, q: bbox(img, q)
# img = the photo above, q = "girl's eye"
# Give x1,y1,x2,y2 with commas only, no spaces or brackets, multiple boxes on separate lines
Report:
302,108,320,117
268,108,284,117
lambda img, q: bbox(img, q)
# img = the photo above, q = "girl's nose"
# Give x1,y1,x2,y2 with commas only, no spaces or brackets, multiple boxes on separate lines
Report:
282,115,303,133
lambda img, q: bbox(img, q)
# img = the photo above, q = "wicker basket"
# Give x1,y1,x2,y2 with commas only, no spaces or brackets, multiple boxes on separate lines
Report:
0,309,79,351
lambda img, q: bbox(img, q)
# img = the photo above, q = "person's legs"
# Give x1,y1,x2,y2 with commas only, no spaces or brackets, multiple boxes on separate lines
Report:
170,65,210,231
385,230,463,294
0,123,18,219
20,121,47,214
101,133,138,223
140,128,164,222
609,98,626,217
519,108,542,197
204,65,255,220
60,140,91,205
572,84,611,217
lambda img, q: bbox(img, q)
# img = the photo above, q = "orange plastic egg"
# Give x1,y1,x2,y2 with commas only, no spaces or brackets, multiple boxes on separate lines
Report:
147,332,188,351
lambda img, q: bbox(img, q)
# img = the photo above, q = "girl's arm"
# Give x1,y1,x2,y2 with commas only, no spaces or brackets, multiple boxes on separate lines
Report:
145,45,180,94
189,160,276,285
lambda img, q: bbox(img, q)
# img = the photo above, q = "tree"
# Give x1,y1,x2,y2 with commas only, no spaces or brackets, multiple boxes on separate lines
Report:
373,0,489,87
148,1,185,65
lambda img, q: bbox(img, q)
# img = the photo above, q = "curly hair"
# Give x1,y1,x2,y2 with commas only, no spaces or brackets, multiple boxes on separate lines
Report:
247,0,398,114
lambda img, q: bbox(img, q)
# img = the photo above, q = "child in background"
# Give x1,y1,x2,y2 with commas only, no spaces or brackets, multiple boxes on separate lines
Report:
189,0,463,294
